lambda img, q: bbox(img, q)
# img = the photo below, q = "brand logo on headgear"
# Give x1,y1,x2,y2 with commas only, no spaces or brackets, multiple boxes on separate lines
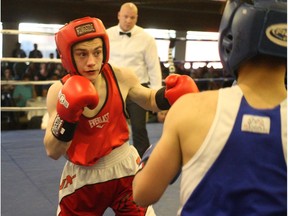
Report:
266,23,287,47
75,23,96,37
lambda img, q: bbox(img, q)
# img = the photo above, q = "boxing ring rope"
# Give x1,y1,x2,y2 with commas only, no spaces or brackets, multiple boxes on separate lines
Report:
1,28,60,113
0,29,55,36
1,29,218,41
1,80,56,112
1,57,61,63
1,107,47,111
193,77,233,82
1,80,57,86
155,37,218,42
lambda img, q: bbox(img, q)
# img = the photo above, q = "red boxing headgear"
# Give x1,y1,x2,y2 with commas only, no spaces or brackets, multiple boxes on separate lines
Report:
55,16,110,75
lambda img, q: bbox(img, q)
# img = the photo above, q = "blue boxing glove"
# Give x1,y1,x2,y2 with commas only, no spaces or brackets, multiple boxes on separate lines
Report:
137,144,181,184
137,144,155,171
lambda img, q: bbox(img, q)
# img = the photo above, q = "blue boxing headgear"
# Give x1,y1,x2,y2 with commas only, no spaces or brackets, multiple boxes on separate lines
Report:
218,0,287,77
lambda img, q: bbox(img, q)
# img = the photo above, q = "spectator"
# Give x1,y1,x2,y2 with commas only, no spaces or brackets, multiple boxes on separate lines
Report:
156,110,168,123
28,43,43,58
11,42,27,80
25,62,38,81
29,43,43,73
11,42,26,58
47,52,57,78
38,63,49,95
13,73,36,107
1,68,17,125
1,67,15,106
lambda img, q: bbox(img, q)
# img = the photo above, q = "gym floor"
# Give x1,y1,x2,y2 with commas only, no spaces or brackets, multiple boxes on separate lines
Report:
1,123,180,216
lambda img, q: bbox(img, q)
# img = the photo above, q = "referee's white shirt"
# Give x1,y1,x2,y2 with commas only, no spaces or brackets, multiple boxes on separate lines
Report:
106,25,162,90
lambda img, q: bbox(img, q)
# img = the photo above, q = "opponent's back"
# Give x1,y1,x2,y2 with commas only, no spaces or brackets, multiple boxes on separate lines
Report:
179,86,287,216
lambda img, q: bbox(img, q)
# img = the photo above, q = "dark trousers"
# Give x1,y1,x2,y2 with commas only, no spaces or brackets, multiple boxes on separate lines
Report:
126,96,150,158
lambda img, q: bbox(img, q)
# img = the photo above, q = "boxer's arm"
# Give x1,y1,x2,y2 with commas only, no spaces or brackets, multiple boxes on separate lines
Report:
43,82,71,160
118,67,198,113
128,85,160,112
117,66,160,112
43,76,99,160
137,143,181,185
133,101,182,207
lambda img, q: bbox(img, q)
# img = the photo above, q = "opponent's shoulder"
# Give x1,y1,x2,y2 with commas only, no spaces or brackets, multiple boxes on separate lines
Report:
165,90,220,154
179,90,219,108
168,90,219,122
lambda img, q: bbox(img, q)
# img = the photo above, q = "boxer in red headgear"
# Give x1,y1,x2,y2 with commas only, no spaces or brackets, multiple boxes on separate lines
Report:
55,17,110,75
43,16,198,215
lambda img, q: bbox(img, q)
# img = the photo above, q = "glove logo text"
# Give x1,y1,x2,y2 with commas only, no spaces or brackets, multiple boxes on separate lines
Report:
58,90,69,108
52,115,64,135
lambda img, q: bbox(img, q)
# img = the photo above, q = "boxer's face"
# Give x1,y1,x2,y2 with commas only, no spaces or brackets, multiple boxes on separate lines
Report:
72,38,104,81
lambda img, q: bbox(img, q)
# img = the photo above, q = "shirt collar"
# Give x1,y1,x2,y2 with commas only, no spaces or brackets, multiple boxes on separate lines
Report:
117,25,136,35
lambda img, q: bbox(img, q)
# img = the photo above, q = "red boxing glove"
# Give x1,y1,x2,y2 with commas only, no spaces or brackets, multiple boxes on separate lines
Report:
52,75,99,142
57,75,99,122
165,74,199,105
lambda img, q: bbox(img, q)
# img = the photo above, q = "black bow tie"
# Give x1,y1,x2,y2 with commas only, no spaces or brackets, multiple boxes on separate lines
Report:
119,32,131,37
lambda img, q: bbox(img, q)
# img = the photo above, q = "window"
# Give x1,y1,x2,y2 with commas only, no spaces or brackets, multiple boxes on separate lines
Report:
185,31,222,69
18,23,63,58
144,29,176,62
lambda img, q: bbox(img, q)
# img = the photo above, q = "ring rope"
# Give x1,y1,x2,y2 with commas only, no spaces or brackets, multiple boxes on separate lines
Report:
1,29,218,42
0,29,56,36
155,37,218,42
1,57,62,63
0,78,233,86
1,80,57,85
1,107,47,112
192,77,234,82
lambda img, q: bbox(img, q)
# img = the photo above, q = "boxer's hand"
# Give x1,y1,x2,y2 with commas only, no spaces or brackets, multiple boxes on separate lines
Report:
137,144,155,171
137,144,181,184
165,74,199,105
51,75,99,142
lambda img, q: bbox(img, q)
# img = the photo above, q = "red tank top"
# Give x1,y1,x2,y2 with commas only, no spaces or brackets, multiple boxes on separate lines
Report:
61,64,129,166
